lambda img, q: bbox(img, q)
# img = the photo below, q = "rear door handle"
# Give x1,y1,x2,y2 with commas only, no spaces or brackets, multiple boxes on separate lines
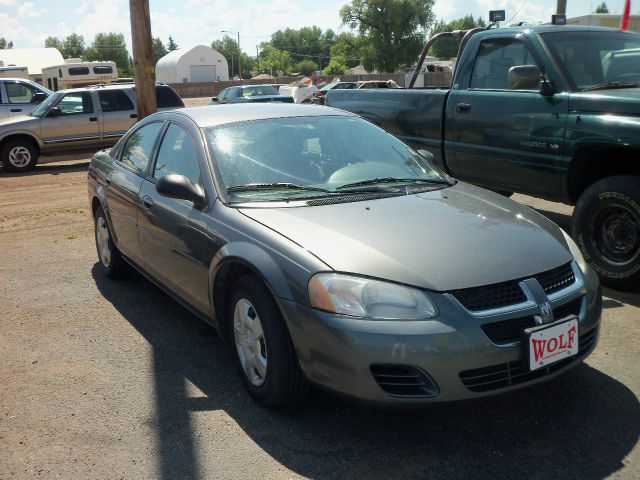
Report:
456,103,472,113
105,174,112,185
130,113,137,119
89,117,98,122
10,108,22,113
142,195,154,209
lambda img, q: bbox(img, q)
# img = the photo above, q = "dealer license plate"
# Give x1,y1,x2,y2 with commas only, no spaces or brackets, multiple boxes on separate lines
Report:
524,317,579,371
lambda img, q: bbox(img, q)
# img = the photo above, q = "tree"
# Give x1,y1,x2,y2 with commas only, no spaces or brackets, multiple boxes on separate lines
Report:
45,36,64,52
595,2,609,13
340,0,435,72
167,35,179,51
85,33,131,76
324,57,348,75
258,44,292,76
152,36,168,64
212,35,240,77
240,53,255,79
294,59,319,75
430,15,486,59
62,34,85,58
330,32,362,69
0,38,6,49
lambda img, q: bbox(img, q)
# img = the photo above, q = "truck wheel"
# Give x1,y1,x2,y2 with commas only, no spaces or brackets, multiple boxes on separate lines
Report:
573,175,640,291
229,275,308,407
1,138,38,172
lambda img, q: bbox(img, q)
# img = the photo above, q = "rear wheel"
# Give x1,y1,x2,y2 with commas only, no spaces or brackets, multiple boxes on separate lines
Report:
1,138,38,172
94,206,128,279
573,175,640,291
229,275,307,407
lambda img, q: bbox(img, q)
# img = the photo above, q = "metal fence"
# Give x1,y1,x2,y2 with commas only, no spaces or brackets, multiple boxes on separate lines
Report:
168,71,452,98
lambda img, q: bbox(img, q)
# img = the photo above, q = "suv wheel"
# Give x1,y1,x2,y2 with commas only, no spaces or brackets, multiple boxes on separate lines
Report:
1,138,38,172
573,175,640,291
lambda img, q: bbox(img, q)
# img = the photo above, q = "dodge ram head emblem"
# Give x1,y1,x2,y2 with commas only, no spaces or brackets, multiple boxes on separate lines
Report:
539,301,554,324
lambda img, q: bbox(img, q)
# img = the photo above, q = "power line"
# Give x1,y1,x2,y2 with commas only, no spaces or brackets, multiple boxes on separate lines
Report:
506,0,529,25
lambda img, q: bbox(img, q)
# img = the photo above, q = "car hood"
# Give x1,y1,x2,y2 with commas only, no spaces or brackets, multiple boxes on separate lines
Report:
569,88,640,115
0,114,38,129
238,183,573,291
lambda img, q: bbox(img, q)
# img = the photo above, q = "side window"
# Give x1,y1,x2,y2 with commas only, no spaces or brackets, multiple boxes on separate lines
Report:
470,38,539,90
98,90,134,112
156,86,183,108
217,89,228,102
6,82,39,104
57,92,94,115
153,124,202,186
120,122,164,175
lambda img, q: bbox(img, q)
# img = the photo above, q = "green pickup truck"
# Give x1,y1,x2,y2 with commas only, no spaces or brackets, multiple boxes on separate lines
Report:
327,25,640,290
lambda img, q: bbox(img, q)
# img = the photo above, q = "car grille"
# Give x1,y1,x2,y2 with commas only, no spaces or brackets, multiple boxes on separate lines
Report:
450,262,576,312
370,364,438,397
480,297,583,345
459,326,598,393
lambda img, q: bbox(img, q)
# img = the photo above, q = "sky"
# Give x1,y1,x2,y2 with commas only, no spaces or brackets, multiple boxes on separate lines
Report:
1,0,638,56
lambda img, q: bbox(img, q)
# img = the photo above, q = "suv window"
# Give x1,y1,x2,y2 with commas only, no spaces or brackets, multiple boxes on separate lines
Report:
470,38,539,90
156,86,184,108
120,122,163,175
99,90,134,112
57,92,94,115
153,123,201,186
6,82,40,104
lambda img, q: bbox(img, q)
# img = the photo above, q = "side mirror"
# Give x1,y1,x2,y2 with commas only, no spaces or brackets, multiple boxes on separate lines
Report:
156,174,206,208
210,97,218,103
32,92,48,104
508,65,543,91
47,107,62,117
417,149,435,163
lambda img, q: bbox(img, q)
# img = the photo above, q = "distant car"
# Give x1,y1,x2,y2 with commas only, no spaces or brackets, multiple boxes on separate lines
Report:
309,81,357,105
356,80,401,89
88,103,601,408
0,83,183,172
0,78,51,119
209,85,294,104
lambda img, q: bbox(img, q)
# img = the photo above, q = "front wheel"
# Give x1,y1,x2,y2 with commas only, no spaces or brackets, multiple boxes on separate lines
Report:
229,275,307,407
1,138,38,172
573,175,640,291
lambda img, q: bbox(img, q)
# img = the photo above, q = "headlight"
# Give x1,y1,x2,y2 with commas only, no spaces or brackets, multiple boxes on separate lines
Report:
561,228,588,273
308,273,438,320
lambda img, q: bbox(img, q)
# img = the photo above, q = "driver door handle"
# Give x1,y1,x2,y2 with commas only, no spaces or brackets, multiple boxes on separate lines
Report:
456,103,472,113
142,195,154,209
89,117,98,122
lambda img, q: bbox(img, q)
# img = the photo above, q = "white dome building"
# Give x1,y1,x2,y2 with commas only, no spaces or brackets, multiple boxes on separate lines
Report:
155,45,229,83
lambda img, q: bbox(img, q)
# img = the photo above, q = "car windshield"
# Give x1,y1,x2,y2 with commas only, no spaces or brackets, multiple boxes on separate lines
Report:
242,86,279,97
541,31,640,90
206,115,449,202
30,92,61,117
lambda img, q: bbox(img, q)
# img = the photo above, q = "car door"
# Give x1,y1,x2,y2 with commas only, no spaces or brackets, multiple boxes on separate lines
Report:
97,89,137,145
104,121,165,262
1,80,44,118
39,91,102,151
137,121,213,314
448,36,569,197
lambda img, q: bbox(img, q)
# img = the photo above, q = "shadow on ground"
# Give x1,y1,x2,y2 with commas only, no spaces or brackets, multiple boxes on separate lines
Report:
0,160,89,176
92,264,639,480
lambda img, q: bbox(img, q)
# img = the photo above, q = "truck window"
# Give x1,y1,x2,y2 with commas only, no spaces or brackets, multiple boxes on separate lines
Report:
470,38,538,90
156,86,184,108
6,82,40,104
57,92,94,115
99,90,134,112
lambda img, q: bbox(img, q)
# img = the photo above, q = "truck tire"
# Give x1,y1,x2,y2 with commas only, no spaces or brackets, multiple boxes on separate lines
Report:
1,138,38,172
573,175,640,291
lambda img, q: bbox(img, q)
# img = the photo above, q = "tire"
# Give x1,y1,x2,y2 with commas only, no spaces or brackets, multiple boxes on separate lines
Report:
573,175,640,291
228,275,307,407
1,138,38,172
94,206,128,279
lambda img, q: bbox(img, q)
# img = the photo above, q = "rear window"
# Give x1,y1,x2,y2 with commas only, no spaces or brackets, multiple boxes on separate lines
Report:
68,67,90,76
156,86,184,108
93,65,114,74
99,90,134,112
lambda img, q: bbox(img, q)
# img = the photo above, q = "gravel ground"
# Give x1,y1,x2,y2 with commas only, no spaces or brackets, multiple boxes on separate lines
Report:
0,153,638,479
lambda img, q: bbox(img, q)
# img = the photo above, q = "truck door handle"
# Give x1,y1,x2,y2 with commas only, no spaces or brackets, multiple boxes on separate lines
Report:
456,103,472,113
105,174,112,185
142,195,154,209
10,108,22,112
89,117,98,122
130,113,137,119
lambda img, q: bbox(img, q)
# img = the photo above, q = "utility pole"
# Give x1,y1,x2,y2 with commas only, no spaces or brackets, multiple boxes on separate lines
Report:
237,32,242,80
556,0,567,14
129,0,156,119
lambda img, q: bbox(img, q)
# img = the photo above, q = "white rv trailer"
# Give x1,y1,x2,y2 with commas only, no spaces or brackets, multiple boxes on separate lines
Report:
0,62,29,79
41,61,117,91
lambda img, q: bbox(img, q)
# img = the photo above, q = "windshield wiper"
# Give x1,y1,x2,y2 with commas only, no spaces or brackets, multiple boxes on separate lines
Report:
581,82,639,92
227,182,332,193
336,177,452,191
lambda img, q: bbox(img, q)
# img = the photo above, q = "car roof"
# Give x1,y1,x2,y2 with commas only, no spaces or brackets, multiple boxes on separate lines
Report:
160,103,355,128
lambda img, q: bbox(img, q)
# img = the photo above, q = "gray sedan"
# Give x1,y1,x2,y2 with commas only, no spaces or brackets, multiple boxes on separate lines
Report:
88,104,602,407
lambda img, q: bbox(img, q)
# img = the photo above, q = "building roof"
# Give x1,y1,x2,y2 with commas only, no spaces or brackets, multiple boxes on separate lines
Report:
155,45,223,69
0,48,64,75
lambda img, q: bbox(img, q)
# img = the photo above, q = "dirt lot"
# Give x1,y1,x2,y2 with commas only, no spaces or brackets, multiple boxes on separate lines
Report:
0,158,638,479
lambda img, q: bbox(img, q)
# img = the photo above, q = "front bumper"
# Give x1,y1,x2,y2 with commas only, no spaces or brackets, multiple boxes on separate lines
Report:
278,263,602,405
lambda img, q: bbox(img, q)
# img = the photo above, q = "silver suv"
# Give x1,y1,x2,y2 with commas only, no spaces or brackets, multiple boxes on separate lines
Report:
0,83,184,172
